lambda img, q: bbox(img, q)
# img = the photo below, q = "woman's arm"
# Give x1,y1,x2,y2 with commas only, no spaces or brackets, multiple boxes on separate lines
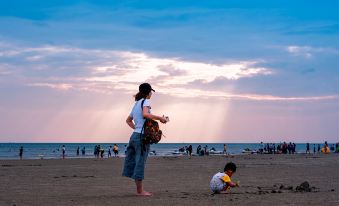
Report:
143,106,167,123
126,116,135,129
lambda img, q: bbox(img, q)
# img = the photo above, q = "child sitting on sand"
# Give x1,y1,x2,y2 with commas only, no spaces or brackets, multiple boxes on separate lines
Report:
210,162,239,194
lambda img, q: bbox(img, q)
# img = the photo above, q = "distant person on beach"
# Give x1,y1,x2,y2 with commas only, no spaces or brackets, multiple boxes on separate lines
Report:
259,142,264,154
277,143,281,154
282,142,288,154
321,141,330,154
97,145,101,158
187,145,193,158
62,145,66,159
113,144,119,157
204,145,209,155
313,144,316,154
330,144,335,152
210,162,239,194
223,144,227,155
306,143,310,154
317,144,321,153
100,147,105,158
197,145,202,155
321,146,330,154
122,83,168,196
76,146,80,156
108,146,112,158
82,147,86,156
94,145,97,157
288,142,292,154
124,145,127,155
19,146,23,160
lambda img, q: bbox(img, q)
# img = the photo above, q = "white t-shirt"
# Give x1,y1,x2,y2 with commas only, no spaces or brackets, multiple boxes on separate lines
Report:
210,172,230,193
129,98,151,133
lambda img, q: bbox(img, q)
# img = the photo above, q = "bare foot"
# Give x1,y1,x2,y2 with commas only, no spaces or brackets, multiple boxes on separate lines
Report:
137,191,153,196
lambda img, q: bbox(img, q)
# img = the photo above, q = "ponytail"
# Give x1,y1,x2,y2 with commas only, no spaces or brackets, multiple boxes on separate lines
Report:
134,92,148,101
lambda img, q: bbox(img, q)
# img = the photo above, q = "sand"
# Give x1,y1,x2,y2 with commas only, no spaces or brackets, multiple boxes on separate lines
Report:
1,154,338,206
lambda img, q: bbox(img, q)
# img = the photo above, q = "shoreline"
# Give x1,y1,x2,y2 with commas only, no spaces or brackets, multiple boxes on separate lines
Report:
2,142,337,160
2,151,335,161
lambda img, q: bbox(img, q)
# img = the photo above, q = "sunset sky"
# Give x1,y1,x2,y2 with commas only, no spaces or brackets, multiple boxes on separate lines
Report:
1,1,339,143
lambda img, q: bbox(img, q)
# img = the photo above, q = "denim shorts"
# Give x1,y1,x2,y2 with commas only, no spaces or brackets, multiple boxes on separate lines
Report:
122,132,150,180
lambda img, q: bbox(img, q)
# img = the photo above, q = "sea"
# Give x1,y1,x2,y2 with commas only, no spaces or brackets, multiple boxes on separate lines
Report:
0,142,333,160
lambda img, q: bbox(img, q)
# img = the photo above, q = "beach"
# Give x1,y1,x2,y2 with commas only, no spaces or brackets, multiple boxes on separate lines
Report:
1,154,338,206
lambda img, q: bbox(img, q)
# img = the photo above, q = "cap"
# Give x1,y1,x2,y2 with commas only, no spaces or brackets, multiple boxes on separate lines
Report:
139,83,155,94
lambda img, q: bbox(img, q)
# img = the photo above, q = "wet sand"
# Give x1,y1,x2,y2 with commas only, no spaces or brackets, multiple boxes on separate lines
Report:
0,154,338,206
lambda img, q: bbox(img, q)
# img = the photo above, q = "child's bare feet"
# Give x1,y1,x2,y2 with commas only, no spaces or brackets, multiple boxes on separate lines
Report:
137,191,153,196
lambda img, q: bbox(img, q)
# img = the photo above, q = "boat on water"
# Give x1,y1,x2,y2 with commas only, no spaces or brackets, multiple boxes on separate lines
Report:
149,150,157,156
209,147,223,155
242,148,257,154
171,150,187,155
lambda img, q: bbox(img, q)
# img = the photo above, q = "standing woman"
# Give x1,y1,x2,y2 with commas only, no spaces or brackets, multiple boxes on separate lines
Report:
123,83,168,196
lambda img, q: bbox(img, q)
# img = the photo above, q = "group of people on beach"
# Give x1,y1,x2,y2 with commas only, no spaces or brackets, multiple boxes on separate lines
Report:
58,145,85,158
60,144,121,159
76,146,86,156
94,144,119,158
50,144,121,159
196,144,227,156
259,141,338,154
260,142,297,154
178,145,193,156
313,141,336,154
17,144,122,160
16,141,339,160
178,144,228,157
195,145,212,156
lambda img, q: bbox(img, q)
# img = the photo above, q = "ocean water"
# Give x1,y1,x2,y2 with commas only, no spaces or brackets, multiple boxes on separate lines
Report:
0,142,334,160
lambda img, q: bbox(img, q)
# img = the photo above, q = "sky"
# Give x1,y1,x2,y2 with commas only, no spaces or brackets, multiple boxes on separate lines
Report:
0,0,339,143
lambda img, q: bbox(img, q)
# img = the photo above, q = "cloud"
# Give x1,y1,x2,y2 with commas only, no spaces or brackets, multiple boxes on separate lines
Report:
285,45,339,59
1,43,338,101
28,83,73,90
158,65,187,76
86,52,271,82
157,87,338,101
286,46,313,58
